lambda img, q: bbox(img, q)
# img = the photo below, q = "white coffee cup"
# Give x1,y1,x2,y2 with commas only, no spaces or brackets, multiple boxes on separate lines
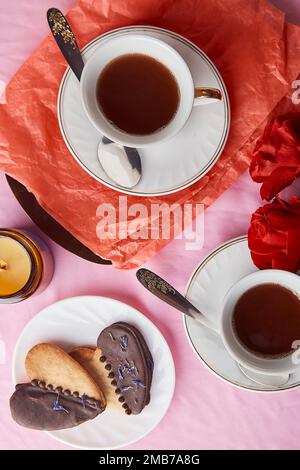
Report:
80,34,222,148
221,270,300,378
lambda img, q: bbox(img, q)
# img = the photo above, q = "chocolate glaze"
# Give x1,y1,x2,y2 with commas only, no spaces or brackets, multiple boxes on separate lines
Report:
10,383,105,431
97,322,153,415
117,322,154,396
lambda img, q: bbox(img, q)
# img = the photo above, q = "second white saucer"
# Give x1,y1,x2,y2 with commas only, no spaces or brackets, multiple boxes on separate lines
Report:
184,236,300,392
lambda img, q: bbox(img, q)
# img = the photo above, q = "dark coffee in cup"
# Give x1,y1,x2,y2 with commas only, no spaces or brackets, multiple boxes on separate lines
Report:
232,284,300,357
96,53,180,135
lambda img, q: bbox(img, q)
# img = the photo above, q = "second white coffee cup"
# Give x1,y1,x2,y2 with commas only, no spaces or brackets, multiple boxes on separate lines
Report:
221,270,300,378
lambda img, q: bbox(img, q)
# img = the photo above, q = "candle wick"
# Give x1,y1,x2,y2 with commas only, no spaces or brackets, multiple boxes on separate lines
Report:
0,260,7,271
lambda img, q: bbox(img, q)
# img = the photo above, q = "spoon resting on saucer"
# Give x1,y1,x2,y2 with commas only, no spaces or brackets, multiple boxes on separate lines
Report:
99,137,142,188
136,268,219,333
237,364,289,387
47,7,142,188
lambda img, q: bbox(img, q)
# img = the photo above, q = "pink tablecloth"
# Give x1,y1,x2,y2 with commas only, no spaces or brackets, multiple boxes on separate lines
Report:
1,0,300,451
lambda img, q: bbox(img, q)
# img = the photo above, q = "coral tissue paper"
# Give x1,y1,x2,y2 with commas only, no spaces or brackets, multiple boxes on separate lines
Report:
0,0,300,268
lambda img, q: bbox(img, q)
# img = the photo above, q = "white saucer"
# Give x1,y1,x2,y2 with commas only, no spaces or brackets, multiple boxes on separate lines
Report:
184,236,300,392
58,26,230,196
12,296,175,449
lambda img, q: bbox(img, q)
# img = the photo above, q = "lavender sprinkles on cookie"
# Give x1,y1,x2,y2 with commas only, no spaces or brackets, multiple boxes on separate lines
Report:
52,392,69,414
120,335,128,352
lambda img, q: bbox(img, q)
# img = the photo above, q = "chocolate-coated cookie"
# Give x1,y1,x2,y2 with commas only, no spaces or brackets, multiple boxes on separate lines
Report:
97,322,153,415
10,383,105,431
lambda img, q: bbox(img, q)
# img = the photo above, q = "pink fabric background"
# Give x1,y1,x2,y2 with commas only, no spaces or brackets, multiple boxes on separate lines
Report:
0,0,300,450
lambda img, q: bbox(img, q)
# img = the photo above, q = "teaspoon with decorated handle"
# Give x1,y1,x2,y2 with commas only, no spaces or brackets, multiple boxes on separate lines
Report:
136,268,219,333
47,7,142,188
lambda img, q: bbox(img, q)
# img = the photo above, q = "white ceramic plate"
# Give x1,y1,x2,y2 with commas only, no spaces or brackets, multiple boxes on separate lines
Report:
184,237,300,392
58,26,230,196
12,296,175,449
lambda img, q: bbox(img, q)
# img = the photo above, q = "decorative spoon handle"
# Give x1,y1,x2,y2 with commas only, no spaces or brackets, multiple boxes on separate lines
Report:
47,8,84,81
136,268,218,332
48,8,142,189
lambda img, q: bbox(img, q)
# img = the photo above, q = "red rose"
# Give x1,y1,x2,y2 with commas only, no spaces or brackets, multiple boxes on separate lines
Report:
248,196,300,273
250,113,300,200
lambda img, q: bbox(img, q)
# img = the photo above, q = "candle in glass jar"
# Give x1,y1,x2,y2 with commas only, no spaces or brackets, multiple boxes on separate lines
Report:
0,236,32,296
0,229,54,303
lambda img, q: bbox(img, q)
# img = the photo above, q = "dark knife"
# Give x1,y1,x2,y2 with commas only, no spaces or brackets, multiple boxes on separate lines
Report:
47,7,84,81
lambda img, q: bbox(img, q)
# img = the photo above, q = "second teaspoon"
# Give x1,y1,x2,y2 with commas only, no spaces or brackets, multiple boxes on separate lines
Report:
136,268,219,333
47,7,142,188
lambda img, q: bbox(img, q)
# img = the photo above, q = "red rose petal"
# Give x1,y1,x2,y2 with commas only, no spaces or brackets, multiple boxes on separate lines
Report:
250,113,300,200
260,167,297,200
248,197,300,273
